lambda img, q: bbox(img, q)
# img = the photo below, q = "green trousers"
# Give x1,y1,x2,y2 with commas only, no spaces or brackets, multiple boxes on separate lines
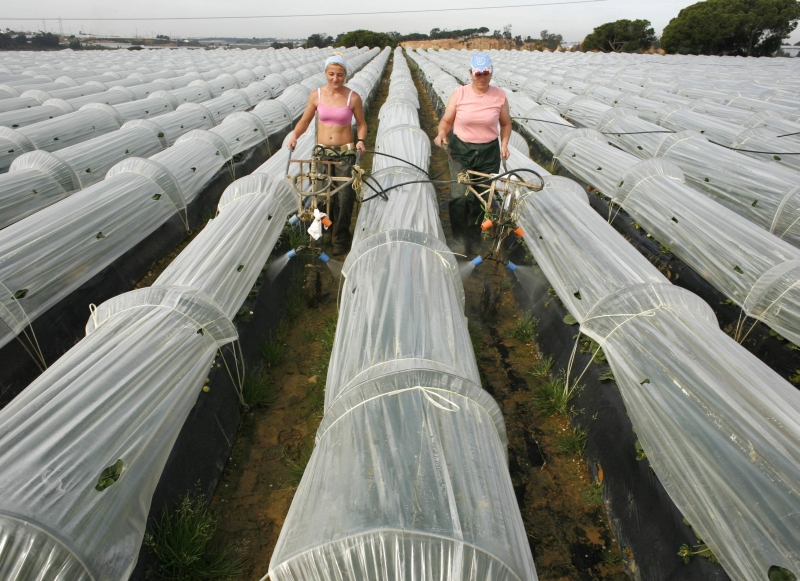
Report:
447,133,501,239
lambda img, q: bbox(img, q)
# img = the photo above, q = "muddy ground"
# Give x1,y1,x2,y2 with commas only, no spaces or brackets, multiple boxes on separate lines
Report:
205,52,629,581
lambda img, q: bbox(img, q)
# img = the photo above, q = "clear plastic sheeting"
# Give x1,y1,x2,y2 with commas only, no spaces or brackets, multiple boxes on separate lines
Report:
0,48,378,351
0,49,381,581
268,47,537,581
420,52,800,581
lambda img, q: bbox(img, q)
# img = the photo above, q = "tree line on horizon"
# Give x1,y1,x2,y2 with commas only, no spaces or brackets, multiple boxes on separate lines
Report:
316,0,799,57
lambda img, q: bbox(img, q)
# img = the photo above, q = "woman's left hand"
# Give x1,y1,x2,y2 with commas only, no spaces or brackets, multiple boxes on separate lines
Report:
501,144,510,159
356,140,366,154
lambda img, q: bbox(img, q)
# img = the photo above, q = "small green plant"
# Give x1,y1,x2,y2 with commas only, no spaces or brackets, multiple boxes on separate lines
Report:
557,426,587,455
242,370,277,411
581,480,603,505
599,369,615,382
282,446,312,487
600,550,622,566
468,319,483,355
679,519,719,565
769,566,798,581
678,542,717,565
285,290,304,322
529,354,554,379
545,159,559,174
508,312,538,343
531,372,578,416
635,439,648,461
499,277,514,292
258,324,288,368
145,493,244,580
278,223,308,252
580,336,607,365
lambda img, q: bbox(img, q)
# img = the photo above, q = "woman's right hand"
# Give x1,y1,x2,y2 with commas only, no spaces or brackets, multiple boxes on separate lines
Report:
286,134,297,150
433,132,448,149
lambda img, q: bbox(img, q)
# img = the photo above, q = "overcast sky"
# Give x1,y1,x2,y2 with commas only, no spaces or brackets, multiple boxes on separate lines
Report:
3,0,800,44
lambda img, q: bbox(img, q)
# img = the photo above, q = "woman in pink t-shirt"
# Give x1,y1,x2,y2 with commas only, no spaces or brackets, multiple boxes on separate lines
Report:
434,53,512,245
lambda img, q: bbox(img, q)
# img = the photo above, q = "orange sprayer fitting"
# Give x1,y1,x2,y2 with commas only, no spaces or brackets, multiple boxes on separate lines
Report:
321,216,333,228
514,226,525,238
481,218,494,231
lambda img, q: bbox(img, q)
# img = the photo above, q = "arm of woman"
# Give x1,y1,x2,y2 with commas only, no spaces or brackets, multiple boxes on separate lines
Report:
434,92,457,148
499,98,512,159
286,91,318,149
351,92,368,153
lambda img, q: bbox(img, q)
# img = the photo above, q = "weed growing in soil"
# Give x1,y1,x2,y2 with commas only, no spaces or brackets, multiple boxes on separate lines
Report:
582,481,604,505
531,372,577,416
277,223,307,252
468,319,483,355
145,493,244,580
282,445,312,488
601,551,622,566
529,354,554,379
259,324,288,368
507,312,538,343
285,291,304,322
557,426,588,455
499,277,514,292
679,518,719,565
242,369,277,411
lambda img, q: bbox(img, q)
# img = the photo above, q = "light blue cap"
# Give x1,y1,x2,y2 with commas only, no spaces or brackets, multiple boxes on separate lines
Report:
319,252,331,263
470,53,493,74
325,55,349,75
471,255,484,267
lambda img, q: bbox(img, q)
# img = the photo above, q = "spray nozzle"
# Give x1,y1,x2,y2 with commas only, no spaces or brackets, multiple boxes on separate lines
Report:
481,218,494,231
319,252,331,263
286,248,298,259
513,226,524,238
470,255,483,267
506,261,517,271
288,214,300,226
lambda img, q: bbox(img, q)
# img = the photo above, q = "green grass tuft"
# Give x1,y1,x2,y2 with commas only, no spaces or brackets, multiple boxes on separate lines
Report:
507,312,538,343
531,372,577,416
242,370,277,411
556,426,588,455
145,494,244,580
282,446,312,488
258,324,288,368
529,354,554,379
581,480,604,505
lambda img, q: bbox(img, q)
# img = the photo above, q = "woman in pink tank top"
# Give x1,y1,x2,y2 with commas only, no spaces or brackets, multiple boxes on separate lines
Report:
287,53,368,254
433,53,512,247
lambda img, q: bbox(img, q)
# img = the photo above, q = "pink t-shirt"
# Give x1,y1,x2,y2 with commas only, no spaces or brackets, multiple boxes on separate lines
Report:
452,84,506,144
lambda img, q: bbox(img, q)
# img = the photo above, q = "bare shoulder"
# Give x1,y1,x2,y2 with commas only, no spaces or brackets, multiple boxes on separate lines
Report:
349,90,363,105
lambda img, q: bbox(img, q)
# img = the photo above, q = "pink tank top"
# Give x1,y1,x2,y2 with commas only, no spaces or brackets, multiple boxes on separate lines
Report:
452,85,507,144
317,88,353,126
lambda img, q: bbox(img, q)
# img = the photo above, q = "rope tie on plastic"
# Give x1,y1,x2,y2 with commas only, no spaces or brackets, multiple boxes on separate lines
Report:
344,240,460,279
565,307,662,394
0,280,46,372
88,294,246,405
734,277,800,345
318,385,463,442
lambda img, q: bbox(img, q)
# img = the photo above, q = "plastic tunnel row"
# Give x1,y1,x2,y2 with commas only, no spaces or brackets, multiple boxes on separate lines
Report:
0,48,349,215
0,47,375,353
0,47,333,115
424,49,800,351
266,48,538,581
412,49,800,581
0,47,387,581
0,64,305,227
